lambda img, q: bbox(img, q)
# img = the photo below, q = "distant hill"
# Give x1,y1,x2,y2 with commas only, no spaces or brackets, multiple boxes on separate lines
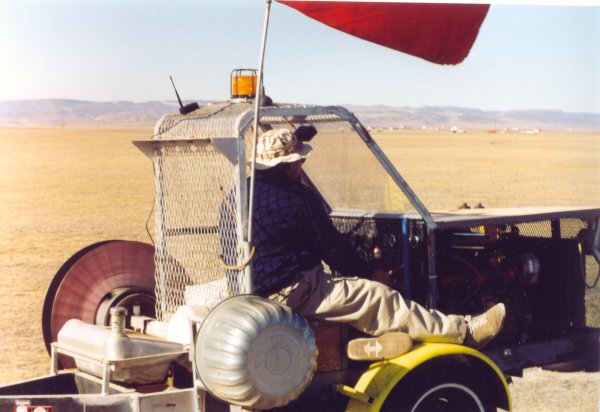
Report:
0,99,188,126
0,99,598,131
345,105,600,132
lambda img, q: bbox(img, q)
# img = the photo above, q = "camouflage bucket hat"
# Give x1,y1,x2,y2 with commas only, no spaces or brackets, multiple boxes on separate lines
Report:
253,128,313,170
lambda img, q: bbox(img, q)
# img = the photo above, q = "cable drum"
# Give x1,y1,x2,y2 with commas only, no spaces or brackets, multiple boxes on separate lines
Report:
195,295,317,409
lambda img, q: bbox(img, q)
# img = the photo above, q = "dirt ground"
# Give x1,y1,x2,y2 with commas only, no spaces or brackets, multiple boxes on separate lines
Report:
0,126,598,410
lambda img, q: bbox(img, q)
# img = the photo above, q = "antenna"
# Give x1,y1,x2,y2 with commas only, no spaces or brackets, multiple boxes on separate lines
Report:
170,76,199,115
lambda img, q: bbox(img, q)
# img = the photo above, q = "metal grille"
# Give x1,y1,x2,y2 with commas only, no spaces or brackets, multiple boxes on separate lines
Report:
151,143,244,321
333,214,600,328
486,217,600,328
144,102,364,321
155,101,253,140
513,218,588,239
514,220,552,238
585,255,600,327
260,113,344,125
557,219,600,327
560,218,589,239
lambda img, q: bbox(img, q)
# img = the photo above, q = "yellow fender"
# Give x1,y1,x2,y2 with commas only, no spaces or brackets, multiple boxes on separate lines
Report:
337,343,511,412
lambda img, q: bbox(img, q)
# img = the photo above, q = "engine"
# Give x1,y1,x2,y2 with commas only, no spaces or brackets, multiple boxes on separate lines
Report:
333,212,598,349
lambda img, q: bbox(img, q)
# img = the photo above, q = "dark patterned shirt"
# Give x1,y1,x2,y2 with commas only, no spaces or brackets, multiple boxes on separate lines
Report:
251,168,368,297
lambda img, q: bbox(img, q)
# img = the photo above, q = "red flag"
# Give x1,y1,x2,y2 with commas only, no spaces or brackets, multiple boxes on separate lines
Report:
276,1,490,65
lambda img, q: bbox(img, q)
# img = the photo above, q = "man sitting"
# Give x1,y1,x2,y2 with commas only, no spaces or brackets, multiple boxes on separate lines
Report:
249,128,505,360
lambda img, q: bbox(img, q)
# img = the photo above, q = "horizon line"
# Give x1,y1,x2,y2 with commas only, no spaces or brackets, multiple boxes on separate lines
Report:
1,98,599,115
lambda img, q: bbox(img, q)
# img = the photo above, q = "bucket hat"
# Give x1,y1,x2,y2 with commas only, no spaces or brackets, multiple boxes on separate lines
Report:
254,128,312,170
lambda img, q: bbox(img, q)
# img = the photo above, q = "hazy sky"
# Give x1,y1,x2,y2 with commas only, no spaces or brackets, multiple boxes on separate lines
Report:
1,1,599,113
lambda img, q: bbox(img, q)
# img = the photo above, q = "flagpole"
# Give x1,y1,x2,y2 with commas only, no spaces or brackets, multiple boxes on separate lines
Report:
244,0,272,294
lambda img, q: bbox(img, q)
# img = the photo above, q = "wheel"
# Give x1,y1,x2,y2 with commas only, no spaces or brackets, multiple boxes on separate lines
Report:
42,240,156,362
380,363,496,412
405,380,489,412
42,240,115,353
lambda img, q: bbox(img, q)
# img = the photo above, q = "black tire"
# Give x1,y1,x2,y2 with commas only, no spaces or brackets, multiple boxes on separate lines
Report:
380,363,496,412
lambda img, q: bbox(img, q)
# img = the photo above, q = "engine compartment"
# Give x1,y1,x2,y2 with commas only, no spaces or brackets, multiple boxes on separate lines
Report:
331,209,600,373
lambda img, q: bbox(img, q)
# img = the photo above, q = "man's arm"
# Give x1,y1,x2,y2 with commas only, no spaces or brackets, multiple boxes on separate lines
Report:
300,190,370,277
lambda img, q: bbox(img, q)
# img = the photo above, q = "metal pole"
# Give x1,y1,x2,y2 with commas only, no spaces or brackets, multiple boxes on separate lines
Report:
244,0,272,294
426,227,438,309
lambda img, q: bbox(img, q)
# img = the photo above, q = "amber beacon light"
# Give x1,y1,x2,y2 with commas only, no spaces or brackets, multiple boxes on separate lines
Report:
231,69,258,98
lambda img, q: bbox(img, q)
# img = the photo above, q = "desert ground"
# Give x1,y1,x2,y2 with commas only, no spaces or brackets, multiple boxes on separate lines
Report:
0,125,598,410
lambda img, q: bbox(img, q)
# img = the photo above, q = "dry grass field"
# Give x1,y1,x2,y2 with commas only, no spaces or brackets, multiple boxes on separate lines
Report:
0,125,598,410
375,129,600,210
0,126,156,383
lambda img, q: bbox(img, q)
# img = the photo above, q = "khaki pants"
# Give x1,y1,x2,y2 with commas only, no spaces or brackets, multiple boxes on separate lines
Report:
270,265,466,343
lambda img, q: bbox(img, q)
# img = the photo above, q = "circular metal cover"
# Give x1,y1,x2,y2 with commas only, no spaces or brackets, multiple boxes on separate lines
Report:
195,295,317,410
42,240,155,353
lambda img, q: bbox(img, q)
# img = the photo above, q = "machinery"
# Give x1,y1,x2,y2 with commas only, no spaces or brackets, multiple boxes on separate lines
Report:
0,77,598,411
1,3,599,411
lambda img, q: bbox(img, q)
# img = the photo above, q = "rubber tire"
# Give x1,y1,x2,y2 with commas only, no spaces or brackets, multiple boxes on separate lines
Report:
380,364,496,412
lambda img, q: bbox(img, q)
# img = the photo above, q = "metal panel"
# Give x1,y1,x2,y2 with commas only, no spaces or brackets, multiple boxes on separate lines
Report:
150,141,245,321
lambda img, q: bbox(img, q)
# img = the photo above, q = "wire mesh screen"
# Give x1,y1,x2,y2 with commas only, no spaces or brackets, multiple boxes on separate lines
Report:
486,217,600,328
584,254,600,327
151,143,244,321
332,213,600,328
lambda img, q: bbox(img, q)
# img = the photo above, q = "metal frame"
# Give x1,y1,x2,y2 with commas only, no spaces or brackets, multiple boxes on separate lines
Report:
255,104,434,224
50,342,189,396
142,101,600,315
257,104,441,306
143,101,443,309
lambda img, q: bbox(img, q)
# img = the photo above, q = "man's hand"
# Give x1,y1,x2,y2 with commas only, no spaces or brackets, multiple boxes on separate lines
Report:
371,245,393,286
371,269,393,286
